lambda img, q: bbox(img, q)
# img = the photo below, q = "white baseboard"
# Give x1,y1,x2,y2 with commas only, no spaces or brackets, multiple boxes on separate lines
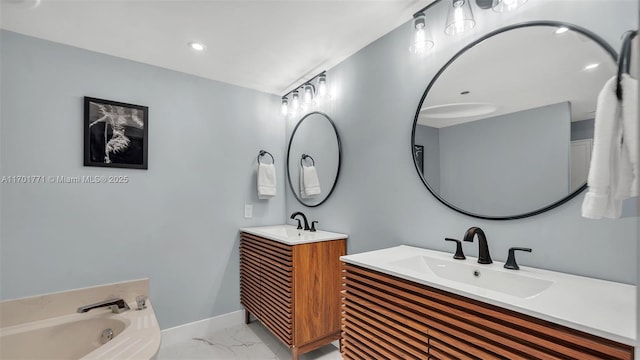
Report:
160,310,244,348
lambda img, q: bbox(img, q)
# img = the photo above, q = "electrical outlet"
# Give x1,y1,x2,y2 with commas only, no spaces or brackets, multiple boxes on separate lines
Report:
244,204,253,219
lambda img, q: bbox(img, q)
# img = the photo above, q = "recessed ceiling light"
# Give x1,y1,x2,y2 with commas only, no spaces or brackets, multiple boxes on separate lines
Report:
188,42,206,52
554,27,569,35
584,63,600,71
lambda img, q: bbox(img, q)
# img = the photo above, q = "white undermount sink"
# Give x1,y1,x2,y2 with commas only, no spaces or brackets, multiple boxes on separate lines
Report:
240,225,348,245
387,255,553,299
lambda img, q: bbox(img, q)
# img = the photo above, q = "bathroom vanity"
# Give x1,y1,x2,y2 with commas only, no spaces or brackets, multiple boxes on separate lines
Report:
341,246,635,360
239,225,347,360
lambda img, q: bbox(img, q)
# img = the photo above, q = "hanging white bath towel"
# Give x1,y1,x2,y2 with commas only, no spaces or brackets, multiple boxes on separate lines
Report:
616,74,639,199
582,76,622,219
300,165,321,198
257,163,277,199
581,74,639,219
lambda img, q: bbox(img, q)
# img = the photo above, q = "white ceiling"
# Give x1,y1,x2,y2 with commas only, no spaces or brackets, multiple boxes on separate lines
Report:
0,0,434,95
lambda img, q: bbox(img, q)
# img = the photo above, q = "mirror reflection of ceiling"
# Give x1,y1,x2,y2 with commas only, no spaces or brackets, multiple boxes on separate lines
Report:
419,26,616,128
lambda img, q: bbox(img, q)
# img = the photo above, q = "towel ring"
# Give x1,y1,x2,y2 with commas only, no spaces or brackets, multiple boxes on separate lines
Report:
258,150,274,164
616,30,637,100
300,154,315,167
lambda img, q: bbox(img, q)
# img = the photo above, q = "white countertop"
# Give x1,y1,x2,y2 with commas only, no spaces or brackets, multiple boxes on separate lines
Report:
240,225,348,245
341,245,636,346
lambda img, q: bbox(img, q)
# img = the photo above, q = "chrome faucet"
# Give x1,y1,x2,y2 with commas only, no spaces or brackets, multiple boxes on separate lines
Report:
463,227,492,264
77,298,130,314
290,211,310,231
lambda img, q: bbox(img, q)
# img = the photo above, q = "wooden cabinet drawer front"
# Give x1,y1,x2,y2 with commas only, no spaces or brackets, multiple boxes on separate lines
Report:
240,279,260,318
239,242,260,317
342,264,633,360
241,234,293,264
260,258,293,284
345,272,522,359
260,299,293,346
240,233,293,346
342,299,429,359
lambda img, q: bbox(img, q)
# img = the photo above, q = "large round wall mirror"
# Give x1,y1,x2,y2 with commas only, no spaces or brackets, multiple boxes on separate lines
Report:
287,112,342,207
411,22,617,220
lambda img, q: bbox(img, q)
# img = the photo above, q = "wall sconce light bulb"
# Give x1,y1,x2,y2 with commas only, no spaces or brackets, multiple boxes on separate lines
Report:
410,13,434,53
291,91,300,110
318,74,327,98
303,84,314,105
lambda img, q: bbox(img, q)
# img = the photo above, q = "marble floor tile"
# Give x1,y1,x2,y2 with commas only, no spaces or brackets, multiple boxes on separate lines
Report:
157,322,341,360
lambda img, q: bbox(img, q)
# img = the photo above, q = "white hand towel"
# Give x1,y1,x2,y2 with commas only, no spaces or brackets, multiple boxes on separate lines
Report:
257,163,276,199
299,165,321,198
582,76,623,219
616,74,638,199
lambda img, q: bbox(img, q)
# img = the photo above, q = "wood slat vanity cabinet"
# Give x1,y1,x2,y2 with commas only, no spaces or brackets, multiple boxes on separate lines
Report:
240,232,346,360
341,263,634,360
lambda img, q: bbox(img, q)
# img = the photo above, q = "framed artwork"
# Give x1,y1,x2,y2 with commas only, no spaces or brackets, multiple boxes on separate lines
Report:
414,144,424,174
84,97,148,169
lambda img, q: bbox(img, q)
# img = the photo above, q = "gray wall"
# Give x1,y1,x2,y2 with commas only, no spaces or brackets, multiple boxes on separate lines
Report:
286,0,638,284
571,119,595,141
438,102,570,216
0,30,285,329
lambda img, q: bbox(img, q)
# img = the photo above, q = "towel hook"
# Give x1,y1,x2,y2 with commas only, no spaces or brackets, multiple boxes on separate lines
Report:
258,150,274,165
616,30,637,100
300,154,315,167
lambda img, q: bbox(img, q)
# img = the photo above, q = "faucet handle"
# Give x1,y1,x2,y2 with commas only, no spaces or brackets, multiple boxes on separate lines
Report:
136,295,148,310
310,221,319,232
444,238,466,260
504,247,532,270
294,218,302,230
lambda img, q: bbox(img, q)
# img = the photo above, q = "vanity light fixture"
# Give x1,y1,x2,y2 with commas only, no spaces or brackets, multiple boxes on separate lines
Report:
554,26,569,34
188,42,206,52
445,0,476,36
409,12,435,54
492,0,527,12
280,71,327,117
410,0,528,53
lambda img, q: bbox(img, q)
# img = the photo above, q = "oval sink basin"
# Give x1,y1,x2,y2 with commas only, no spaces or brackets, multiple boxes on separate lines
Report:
387,255,553,299
240,225,348,245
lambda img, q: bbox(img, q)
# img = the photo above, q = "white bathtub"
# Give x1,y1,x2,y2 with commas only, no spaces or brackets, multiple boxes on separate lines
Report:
0,279,161,360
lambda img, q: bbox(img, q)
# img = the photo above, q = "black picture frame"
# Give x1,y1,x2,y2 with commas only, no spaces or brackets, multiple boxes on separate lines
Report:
84,97,148,169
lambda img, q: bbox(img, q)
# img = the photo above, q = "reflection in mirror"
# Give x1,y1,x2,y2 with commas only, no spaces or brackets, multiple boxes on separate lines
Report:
412,22,616,219
287,112,341,207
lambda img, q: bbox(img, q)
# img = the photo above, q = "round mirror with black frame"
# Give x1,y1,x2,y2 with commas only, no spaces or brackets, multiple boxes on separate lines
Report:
287,111,342,207
411,21,617,220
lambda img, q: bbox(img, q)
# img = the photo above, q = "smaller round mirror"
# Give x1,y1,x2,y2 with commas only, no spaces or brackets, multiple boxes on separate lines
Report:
287,112,342,207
